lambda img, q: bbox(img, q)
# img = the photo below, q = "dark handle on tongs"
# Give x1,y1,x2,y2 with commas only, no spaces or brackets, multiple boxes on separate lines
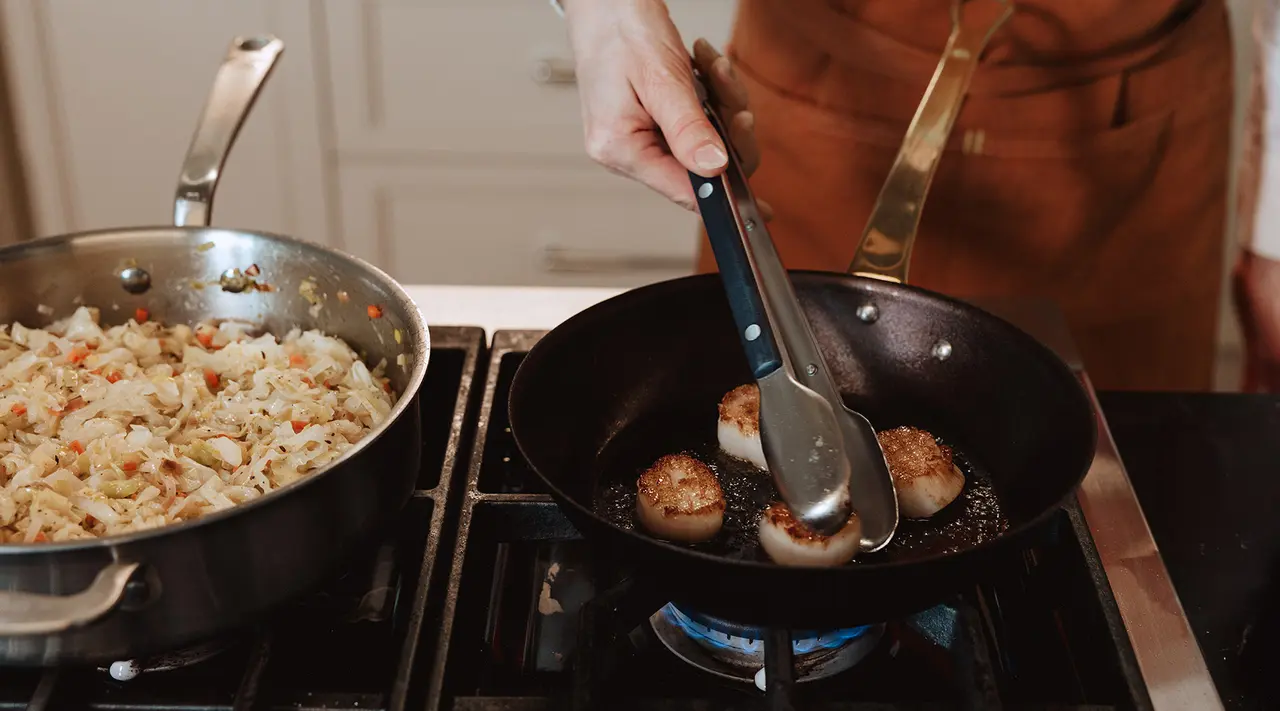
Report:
688,66,848,407
687,105,782,379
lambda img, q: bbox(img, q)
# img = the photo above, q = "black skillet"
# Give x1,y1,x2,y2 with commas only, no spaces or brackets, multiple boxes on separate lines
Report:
509,1,1096,628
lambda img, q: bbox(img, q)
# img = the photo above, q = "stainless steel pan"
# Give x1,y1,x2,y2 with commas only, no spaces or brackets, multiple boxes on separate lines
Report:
0,35,429,665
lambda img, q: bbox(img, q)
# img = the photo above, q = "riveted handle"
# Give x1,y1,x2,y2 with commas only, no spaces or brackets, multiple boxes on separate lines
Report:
173,35,285,228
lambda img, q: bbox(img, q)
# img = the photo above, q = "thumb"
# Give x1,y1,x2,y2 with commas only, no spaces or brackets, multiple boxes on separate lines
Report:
635,59,728,177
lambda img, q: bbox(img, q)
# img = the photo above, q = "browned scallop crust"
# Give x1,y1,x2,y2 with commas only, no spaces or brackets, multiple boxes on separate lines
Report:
718,384,760,435
637,454,725,519
876,426,954,483
762,502,857,543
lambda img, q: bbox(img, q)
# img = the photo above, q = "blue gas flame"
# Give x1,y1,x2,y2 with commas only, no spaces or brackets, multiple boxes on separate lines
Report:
661,603,870,656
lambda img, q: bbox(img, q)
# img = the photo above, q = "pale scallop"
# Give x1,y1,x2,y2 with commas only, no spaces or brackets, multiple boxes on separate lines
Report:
717,384,767,470
636,454,726,543
757,502,861,567
876,426,966,519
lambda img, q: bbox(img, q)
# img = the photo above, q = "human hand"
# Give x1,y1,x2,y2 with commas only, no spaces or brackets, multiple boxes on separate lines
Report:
1232,250,1280,392
564,0,764,214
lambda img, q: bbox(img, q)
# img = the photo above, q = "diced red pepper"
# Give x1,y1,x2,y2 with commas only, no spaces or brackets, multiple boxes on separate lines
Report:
291,420,307,434
289,354,307,368
10,404,26,416
32,532,47,542
367,304,383,319
67,346,89,364
134,307,149,323
122,461,138,472
196,331,215,349
70,440,84,454
203,368,219,390
106,371,122,384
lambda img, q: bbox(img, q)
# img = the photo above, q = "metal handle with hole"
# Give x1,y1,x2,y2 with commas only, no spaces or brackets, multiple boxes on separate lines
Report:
0,562,140,635
847,0,1012,283
173,35,285,228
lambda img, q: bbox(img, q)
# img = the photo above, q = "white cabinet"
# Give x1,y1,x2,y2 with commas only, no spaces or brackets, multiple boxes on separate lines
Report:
0,0,330,246
338,160,699,287
319,0,735,286
0,0,737,286
322,0,735,158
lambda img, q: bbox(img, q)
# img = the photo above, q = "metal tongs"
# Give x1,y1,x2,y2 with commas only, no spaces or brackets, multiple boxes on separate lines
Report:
687,73,896,546
688,0,1013,548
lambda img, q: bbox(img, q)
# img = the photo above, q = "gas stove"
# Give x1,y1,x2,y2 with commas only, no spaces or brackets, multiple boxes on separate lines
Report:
427,329,1166,711
0,326,486,711
0,306,1221,710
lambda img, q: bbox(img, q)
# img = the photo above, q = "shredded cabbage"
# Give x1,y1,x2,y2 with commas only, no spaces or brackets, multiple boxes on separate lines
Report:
0,306,396,542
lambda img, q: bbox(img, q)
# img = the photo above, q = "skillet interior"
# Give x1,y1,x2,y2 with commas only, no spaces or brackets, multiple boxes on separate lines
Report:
509,270,1097,624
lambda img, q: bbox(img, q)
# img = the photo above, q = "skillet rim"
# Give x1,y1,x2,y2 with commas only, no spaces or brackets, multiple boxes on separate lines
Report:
0,225,432,554
509,269,1099,574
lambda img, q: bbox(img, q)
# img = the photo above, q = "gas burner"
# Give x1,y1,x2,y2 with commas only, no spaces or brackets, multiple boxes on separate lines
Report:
99,636,236,681
649,602,884,690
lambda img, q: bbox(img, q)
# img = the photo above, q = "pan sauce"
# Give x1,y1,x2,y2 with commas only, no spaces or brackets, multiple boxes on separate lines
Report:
593,399,1010,564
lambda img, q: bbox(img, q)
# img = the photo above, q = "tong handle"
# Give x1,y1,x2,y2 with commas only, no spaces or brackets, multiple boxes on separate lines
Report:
689,74,782,380
690,172,782,378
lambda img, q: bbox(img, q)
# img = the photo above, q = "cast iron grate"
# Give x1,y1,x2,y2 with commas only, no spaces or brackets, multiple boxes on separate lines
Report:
426,330,1153,711
0,325,486,711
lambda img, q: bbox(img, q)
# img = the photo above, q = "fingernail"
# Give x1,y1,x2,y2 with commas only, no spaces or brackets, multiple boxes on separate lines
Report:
694,144,727,170
740,111,755,130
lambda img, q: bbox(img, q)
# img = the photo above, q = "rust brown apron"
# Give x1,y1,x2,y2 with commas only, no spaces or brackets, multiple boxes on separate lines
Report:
694,0,1233,391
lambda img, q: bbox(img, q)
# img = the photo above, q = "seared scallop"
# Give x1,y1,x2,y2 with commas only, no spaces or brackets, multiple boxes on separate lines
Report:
758,502,861,567
876,426,966,519
717,384,767,470
636,454,726,543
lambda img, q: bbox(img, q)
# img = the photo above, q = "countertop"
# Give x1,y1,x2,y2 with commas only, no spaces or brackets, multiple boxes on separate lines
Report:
405,284,1277,709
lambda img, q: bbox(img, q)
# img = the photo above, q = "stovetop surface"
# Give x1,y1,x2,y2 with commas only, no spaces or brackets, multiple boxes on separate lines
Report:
3,322,1264,711
426,333,1150,711
1101,392,1280,711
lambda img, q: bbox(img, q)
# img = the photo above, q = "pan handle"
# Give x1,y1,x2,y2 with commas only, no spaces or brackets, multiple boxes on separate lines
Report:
173,35,285,228
846,0,1012,283
0,562,141,636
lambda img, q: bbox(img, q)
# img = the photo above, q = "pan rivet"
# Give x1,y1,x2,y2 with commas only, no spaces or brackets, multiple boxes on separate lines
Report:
745,219,757,231
805,363,818,376
932,340,953,360
697,183,714,199
744,324,761,341
855,304,879,323
118,267,152,295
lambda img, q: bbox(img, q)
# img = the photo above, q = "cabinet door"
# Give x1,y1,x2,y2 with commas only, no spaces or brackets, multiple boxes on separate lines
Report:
0,0,330,245
339,160,701,287
322,0,738,158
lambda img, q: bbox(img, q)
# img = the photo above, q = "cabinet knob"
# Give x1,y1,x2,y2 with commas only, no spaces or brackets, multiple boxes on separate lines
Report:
532,57,576,85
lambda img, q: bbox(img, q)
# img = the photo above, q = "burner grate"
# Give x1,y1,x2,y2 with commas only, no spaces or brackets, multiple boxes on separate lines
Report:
1,326,486,711
428,330,1151,711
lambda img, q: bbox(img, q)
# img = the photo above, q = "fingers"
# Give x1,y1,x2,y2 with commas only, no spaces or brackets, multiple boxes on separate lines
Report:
630,138,700,210
632,50,727,177
693,39,748,113
728,111,760,175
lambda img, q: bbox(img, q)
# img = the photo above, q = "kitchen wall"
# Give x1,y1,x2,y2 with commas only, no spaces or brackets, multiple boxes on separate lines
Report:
0,0,1261,389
